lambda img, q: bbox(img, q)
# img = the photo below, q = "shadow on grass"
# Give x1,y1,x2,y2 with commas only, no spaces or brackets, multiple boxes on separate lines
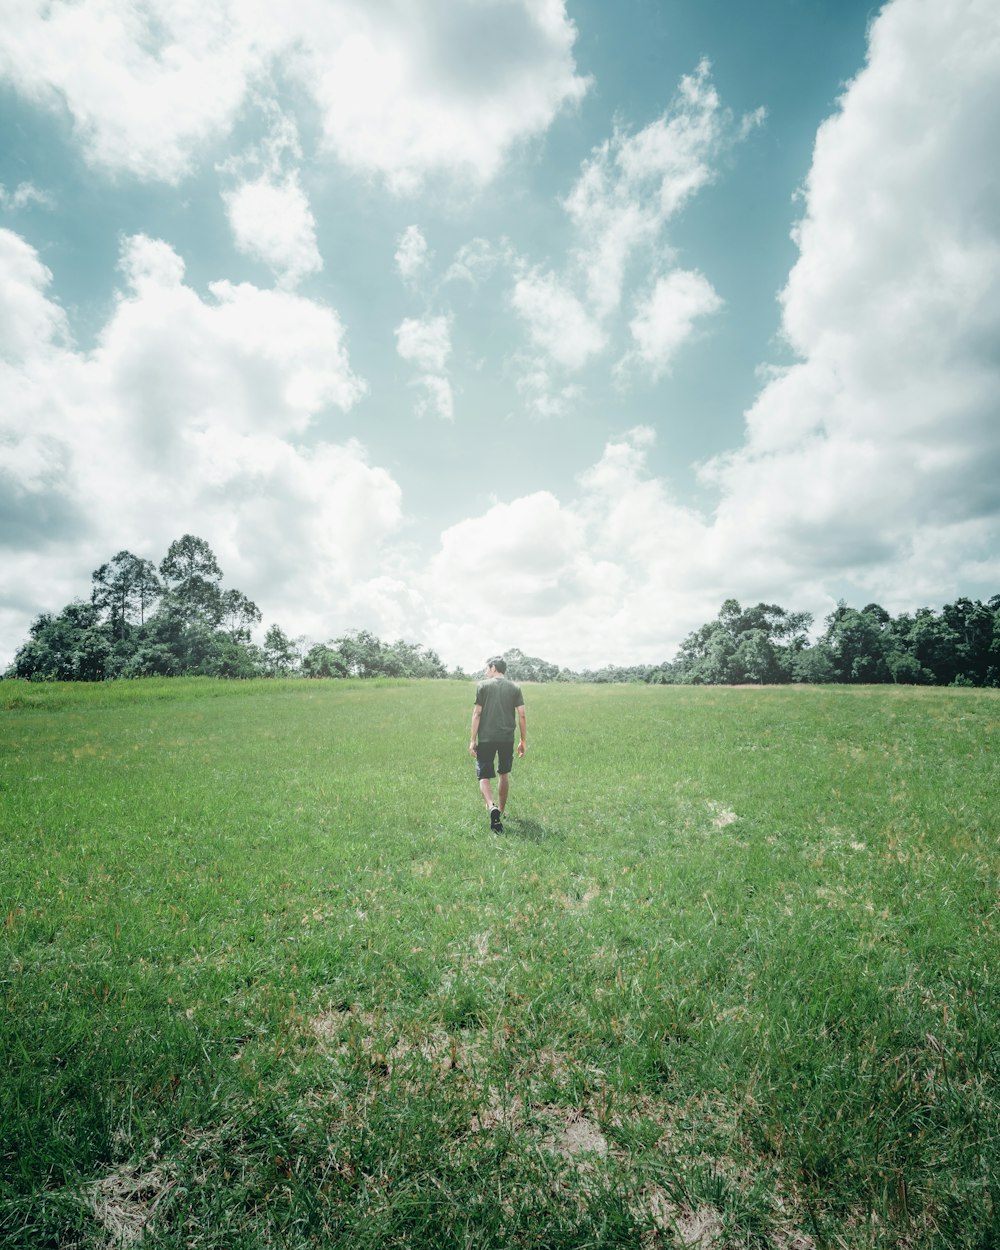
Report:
504,815,556,843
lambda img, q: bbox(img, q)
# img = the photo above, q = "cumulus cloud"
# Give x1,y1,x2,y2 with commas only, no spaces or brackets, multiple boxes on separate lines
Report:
701,0,1000,602
0,0,258,183
619,269,723,380
297,0,589,192
395,315,452,374
216,105,321,287
510,268,606,370
0,228,70,361
108,234,365,431
0,228,409,661
0,0,588,190
395,314,454,420
428,428,713,668
430,0,1000,669
223,173,322,288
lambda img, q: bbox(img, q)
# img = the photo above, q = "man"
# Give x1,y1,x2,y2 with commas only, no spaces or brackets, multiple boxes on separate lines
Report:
469,656,526,833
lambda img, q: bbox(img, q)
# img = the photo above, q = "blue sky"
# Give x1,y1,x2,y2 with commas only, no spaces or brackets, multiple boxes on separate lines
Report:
1,0,998,672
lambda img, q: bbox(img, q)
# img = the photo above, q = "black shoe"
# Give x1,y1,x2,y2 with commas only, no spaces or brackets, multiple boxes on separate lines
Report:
490,806,503,833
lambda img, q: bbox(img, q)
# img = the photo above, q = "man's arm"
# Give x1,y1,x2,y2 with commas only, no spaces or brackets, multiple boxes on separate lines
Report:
469,704,482,757
517,704,527,757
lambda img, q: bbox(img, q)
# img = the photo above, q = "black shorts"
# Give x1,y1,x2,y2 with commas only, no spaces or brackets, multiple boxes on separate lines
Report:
474,739,514,780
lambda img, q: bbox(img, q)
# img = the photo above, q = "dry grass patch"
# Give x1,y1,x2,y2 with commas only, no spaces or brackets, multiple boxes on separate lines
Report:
82,1161,174,1247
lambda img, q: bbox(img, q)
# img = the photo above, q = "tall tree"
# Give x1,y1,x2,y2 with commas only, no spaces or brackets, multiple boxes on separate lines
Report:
823,603,895,682
220,589,262,641
91,550,161,638
262,624,298,676
676,600,812,684
301,643,348,678
941,597,997,684
332,629,384,678
158,535,224,625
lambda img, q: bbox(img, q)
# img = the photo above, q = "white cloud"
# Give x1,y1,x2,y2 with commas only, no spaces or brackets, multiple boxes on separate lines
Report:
700,0,1000,603
433,0,1000,676
428,429,718,669
395,314,452,374
504,60,756,384
298,0,589,192
564,60,761,319
510,268,605,370
109,234,365,430
430,490,605,626
444,237,503,286
223,173,322,288
619,269,723,380
0,228,407,663
395,314,454,420
514,357,583,419
0,0,258,183
118,232,187,291
0,0,588,190
413,375,455,422
0,228,70,361
216,104,321,287
395,225,430,285
0,181,54,211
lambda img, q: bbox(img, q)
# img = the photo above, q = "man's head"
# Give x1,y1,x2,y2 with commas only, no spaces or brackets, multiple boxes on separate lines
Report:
486,656,507,675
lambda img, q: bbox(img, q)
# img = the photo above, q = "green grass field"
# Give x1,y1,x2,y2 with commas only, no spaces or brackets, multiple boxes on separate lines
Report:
1,678,998,1249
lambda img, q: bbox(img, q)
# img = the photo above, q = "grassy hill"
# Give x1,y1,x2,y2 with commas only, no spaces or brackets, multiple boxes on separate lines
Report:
2,678,997,1248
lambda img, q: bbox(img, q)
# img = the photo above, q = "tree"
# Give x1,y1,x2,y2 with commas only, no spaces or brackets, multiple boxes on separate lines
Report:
501,648,561,683
823,602,894,682
220,589,262,641
302,643,348,678
896,608,953,684
331,630,384,678
262,624,298,676
384,639,447,678
791,643,837,684
91,551,161,639
158,534,224,625
674,600,812,684
9,601,111,681
734,629,780,684
941,597,997,685
885,652,927,684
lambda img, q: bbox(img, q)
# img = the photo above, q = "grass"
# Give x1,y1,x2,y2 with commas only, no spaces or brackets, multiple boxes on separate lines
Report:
1,677,998,1248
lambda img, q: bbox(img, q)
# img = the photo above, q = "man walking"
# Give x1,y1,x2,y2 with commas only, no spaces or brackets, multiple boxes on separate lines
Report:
469,657,526,833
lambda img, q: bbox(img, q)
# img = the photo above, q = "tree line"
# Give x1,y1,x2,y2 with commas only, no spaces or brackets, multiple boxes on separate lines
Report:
666,597,1000,687
4,535,448,682
4,537,998,687
458,597,1000,688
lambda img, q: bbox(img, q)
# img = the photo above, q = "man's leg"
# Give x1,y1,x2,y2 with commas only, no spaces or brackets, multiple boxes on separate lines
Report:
497,772,509,813
482,775,502,831
477,744,503,830
496,741,515,815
